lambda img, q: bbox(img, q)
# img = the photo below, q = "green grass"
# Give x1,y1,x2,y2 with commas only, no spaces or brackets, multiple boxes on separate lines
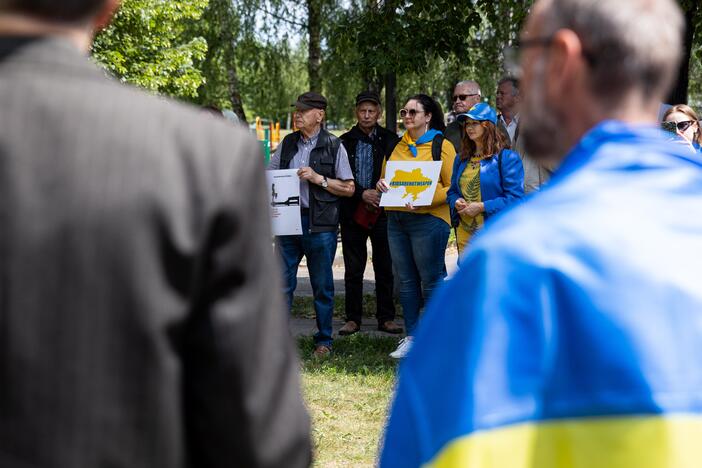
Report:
299,334,399,467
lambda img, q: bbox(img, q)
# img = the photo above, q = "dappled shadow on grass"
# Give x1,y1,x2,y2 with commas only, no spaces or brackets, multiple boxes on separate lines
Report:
298,334,400,376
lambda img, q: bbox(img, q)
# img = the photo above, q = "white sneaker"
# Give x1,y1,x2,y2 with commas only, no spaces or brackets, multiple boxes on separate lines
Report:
389,336,414,359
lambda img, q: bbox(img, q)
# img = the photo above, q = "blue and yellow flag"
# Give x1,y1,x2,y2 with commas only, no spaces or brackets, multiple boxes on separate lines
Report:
380,121,702,467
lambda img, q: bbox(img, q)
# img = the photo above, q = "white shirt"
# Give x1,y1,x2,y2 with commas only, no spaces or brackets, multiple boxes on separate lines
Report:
500,113,520,143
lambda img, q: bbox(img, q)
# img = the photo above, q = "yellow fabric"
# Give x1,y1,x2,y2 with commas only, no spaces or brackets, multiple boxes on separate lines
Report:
381,136,455,226
456,157,484,254
426,414,702,468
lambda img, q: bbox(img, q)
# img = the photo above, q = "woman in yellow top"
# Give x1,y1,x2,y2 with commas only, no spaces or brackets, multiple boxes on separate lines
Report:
376,94,455,359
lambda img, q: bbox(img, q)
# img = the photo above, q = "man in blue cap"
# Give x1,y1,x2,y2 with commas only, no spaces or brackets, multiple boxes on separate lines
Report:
381,0,702,466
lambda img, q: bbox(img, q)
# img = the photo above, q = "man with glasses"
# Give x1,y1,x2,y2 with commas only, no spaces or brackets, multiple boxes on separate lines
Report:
382,0,702,466
445,80,482,154
269,92,355,358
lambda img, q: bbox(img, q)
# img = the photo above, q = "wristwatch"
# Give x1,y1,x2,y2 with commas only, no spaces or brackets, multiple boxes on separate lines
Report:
321,176,329,189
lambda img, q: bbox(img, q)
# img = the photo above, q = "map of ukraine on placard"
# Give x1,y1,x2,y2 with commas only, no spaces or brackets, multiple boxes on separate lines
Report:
390,168,433,201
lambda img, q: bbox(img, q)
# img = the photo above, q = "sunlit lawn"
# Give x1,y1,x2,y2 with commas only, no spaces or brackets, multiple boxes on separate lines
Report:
298,334,399,467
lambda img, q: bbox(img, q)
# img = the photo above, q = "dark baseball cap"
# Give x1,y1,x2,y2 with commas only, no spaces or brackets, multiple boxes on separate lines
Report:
292,92,327,110
355,91,381,106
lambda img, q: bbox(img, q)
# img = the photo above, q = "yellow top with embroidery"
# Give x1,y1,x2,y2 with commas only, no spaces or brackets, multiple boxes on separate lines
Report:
381,136,455,226
456,157,485,253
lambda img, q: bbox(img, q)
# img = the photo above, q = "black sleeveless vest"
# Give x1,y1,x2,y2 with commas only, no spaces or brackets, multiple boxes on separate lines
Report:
280,129,341,233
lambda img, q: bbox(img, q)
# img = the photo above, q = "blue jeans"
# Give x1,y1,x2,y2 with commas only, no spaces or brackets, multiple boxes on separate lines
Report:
387,211,449,336
276,215,337,346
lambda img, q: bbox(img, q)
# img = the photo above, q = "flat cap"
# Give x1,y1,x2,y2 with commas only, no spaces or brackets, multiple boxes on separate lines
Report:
355,90,381,106
292,91,327,110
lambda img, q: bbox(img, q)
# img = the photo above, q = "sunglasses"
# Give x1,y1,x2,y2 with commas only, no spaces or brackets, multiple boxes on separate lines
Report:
452,93,480,102
399,108,425,118
670,120,696,132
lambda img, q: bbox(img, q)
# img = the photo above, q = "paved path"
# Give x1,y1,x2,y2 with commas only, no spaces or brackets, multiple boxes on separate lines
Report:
295,241,460,296
292,243,460,338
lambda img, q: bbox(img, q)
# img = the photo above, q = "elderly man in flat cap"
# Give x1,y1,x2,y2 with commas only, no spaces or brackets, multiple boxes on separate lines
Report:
338,91,403,337
268,92,355,357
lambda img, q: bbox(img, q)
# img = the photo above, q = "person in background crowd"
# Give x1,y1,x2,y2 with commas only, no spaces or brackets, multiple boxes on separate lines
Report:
376,94,455,359
268,92,355,358
338,91,403,336
445,80,482,154
496,77,521,142
447,103,524,255
0,1,312,467
497,76,551,192
382,0,702,466
663,104,702,152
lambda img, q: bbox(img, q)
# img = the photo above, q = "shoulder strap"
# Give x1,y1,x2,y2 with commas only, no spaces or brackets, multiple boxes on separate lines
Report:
431,134,444,161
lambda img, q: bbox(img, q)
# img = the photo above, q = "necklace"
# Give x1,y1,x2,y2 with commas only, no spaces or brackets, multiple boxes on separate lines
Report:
469,154,492,169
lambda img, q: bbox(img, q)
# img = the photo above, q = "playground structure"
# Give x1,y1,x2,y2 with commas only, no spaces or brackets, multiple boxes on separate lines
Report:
255,117,282,163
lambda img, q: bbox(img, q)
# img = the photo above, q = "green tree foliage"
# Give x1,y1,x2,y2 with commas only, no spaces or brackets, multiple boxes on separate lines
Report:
92,0,208,99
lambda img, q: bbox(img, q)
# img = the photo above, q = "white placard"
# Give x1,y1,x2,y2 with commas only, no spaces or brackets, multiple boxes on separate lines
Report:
266,169,302,236
379,161,442,207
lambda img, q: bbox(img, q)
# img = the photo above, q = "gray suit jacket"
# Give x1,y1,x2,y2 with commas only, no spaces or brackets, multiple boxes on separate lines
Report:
0,37,310,468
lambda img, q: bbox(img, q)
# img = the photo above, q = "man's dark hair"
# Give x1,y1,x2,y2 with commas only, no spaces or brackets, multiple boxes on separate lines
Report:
0,0,107,22
498,77,520,93
409,94,446,133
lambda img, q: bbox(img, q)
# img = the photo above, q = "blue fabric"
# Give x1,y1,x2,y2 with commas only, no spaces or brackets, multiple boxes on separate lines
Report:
408,128,442,157
457,102,497,124
387,211,449,336
380,120,702,467
447,149,525,222
276,215,337,346
355,139,374,188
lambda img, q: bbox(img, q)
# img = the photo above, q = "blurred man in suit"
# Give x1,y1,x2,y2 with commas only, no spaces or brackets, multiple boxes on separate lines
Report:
0,1,311,467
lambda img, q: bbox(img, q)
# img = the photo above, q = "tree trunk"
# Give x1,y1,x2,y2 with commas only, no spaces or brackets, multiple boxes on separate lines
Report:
667,3,698,104
226,46,248,124
307,0,322,92
385,72,397,133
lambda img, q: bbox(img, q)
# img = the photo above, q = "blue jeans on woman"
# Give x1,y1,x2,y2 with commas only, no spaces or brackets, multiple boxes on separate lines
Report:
387,211,450,336
276,214,337,347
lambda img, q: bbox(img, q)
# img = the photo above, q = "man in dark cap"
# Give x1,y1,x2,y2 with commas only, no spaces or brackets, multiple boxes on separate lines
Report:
268,91,355,357
337,91,403,336
0,1,311,467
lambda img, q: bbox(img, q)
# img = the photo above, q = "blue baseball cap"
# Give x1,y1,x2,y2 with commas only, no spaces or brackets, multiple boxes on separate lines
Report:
457,102,497,125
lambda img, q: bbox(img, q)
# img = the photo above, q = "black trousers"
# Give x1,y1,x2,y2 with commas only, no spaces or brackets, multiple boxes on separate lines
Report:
340,213,396,325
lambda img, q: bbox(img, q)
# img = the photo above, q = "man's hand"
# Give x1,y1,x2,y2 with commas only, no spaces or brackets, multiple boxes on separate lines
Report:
362,189,381,208
297,167,322,184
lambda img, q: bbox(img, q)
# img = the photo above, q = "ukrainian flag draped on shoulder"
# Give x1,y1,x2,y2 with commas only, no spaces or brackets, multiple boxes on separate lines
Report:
379,121,702,468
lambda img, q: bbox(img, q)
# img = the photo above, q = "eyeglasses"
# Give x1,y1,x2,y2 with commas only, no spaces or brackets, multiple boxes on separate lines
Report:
399,108,425,118
452,93,480,102
503,36,597,78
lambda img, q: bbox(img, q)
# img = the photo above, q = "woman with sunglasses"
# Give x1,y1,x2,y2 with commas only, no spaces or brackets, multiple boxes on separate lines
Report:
447,102,524,254
376,94,455,359
663,104,702,152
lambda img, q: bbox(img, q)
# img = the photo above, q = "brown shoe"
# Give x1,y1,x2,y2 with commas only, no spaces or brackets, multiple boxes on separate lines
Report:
312,344,332,358
338,321,360,336
378,320,404,334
